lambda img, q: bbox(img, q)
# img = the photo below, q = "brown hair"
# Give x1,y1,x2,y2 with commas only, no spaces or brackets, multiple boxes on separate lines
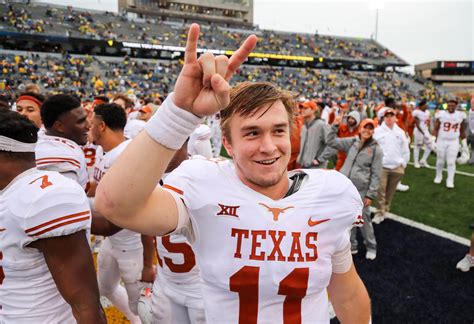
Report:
113,93,134,109
220,82,296,141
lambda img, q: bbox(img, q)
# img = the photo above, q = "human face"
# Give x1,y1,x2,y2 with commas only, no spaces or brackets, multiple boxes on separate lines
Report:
139,110,152,122
347,116,356,127
89,114,105,145
16,99,42,128
57,106,91,145
223,100,291,198
301,106,314,119
447,102,457,113
360,125,374,141
384,113,396,128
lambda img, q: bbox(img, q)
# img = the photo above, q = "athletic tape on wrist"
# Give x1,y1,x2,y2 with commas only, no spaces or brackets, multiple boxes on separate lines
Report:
0,135,37,152
145,93,204,150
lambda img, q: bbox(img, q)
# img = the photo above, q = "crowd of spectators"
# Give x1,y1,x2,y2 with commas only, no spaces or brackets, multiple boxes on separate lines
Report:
0,2,403,64
0,52,453,109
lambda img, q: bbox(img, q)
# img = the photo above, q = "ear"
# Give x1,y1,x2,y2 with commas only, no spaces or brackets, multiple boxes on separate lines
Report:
222,136,233,158
52,120,65,134
99,120,107,132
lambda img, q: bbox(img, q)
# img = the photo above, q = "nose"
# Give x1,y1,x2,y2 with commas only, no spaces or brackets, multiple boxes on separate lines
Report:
259,133,277,154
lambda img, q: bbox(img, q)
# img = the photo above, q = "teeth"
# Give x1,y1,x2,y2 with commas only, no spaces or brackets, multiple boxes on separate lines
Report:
259,158,276,165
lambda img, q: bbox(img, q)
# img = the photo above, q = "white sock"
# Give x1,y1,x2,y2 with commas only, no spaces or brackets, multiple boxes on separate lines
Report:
447,162,456,183
421,148,431,162
413,146,420,163
107,286,142,324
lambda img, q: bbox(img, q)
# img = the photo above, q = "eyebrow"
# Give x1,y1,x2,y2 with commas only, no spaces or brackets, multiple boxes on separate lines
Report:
240,122,289,132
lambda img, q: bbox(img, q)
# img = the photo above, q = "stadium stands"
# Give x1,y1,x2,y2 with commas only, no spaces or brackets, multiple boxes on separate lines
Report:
0,2,405,65
0,51,449,104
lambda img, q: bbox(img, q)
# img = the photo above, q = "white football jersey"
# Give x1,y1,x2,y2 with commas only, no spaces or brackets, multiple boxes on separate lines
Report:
82,142,103,183
413,109,431,131
435,110,466,141
124,119,146,139
36,134,89,190
0,168,91,323
155,234,203,298
94,140,141,251
163,159,362,323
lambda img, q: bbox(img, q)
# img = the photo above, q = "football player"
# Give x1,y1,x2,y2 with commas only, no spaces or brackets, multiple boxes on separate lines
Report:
433,98,467,188
412,99,434,168
35,94,90,190
151,141,206,324
96,24,370,323
0,110,105,323
15,91,45,131
90,103,155,324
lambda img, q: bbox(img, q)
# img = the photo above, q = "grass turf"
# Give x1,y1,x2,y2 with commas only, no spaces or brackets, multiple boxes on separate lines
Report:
390,153,474,239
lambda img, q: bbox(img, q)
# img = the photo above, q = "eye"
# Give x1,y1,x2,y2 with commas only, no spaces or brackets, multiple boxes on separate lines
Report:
245,130,259,138
274,128,286,135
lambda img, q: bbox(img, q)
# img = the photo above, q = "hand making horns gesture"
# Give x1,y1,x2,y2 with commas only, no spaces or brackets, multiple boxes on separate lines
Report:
172,23,258,117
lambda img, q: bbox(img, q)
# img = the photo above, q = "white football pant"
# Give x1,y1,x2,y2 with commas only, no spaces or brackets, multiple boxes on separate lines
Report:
98,239,144,324
436,139,459,184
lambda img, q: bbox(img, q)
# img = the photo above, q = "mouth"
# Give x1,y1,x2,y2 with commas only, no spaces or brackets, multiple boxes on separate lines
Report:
255,157,280,165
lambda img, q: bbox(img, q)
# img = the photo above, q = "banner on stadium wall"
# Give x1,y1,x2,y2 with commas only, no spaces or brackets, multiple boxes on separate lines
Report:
440,61,473,69
121,41,314,62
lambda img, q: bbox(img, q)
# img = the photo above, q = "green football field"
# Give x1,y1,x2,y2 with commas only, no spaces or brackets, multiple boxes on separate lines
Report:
390,154,474,239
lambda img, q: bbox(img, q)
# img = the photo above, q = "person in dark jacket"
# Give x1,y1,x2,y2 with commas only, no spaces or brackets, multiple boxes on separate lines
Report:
327,115,383,260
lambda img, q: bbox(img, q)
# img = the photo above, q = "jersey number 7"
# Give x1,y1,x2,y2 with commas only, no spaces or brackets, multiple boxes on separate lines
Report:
29,175,53,189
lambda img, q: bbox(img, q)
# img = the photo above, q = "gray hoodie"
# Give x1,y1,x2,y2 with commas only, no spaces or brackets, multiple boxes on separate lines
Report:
326,125,383,200
297,118,328,168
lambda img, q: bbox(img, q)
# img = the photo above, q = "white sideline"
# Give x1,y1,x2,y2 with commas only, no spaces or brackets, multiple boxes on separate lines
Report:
369,207,470,246
408,162,474,177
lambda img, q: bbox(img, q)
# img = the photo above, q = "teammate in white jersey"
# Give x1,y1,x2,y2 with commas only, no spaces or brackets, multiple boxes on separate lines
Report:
150,143,205,324
97,24,370,323
90,103,155,324
433,98,467,188
0,109,105,323
412,100,434,168
35,94,90,190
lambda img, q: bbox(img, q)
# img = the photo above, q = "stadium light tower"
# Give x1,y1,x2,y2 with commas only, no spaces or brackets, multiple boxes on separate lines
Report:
369,0,385,41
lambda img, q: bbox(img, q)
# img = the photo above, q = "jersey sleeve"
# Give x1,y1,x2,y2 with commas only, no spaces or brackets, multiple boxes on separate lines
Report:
162,158,217,242
9,173,91,248
434,110,442,120
323,171,363,253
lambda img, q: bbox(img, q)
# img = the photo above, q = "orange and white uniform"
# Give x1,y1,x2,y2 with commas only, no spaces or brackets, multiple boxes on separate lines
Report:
94,140,143,319
0,168,91,323
152,234,205,324
152,171,205,324
434,110,467,185
35,134,89,190
163,159,362,323
82,142,102,184
435,110,466,142
412,109,431,144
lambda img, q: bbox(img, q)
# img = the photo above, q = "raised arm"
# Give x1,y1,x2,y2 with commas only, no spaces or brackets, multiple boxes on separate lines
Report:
325,113,357,152
95,24,257,236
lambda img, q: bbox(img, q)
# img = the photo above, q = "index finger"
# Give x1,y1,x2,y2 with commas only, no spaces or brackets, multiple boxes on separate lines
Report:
184,23,200,65
225,34,257,81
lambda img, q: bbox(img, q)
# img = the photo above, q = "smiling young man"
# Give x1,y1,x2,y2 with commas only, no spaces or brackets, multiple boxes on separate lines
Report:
96,24,370,323
35,94,90,189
